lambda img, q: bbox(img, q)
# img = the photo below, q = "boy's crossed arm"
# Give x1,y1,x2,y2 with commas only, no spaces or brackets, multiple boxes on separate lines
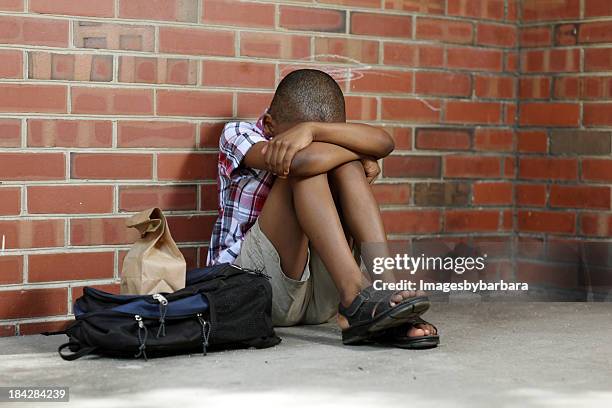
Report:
244,122,394,179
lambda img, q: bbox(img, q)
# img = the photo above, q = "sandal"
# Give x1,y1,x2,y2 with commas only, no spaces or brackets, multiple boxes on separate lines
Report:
373,317,440,349
339,285,430,345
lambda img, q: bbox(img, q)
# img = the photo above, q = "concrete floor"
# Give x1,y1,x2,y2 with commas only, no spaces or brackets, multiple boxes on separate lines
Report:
1,302,612,408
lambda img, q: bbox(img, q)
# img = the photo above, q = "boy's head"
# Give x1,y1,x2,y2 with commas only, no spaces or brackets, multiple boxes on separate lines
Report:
263,69,346,136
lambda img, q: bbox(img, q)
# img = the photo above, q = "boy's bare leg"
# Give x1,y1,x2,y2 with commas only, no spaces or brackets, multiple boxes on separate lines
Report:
328,161,436,337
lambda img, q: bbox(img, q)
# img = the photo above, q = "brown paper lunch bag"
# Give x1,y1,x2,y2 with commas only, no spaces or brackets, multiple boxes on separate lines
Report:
120,207,186,295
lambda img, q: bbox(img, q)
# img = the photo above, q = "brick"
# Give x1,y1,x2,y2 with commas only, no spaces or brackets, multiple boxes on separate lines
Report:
0,255,22,284
203,0,274,27
20,321,72,336
240,32,311,59
0,0,22,11
579,22,612,44
28,119,112,148
475,75,515,99
584,103,612,127
506,52,519,72
553,77,580,99
28,52,112,82
0,50,22,78
119,57,197,85
30,0,114,17
0,288,67,319
0,16,68,47
447,47,503,71
521,49,580,73
385,0,444,13
519,103,580,127
120,185,197,212
581,213,612,236
555,24,578,46
28,185,113,214
416,17,473,44
323,0,380,7
413,182,470,206
383,43,444,68
381,210,441,233
446,101,502,124
582,159,612,182
517,130,547,153
519,157,577,180
201,184,219,211
118,121,196,148
0,119,21,147
200,123,225,148
344,95,378,121
519,77,551,99
444,155,501,178
237,92,273,118
29,252,114,282
383,155,441,178
550,185,610,209
0,84,66,113
0,187,20,215
74,22,154,52
520,26,552,48
315,37,379,64
381,98,441,123
585,48,612,72
477,23,516,47
516,184,546,206
0,153,65,181
280,6,345,33
518,211,575,234
159,27,234,56
585,0,612,17
349,69,413,93
0,219,64,249
202,60,275,89
522,0,580,21
71,153,152,180
474,129,513,151
448,0,505,20
119,0,198,22
445,210,500,232
383,127,412,150
372,183,411,205
70,217,138,246
550,130,611,155
351,12,412,38
157,90,233,117
581,76,612,99
72,87,153,116
167,215,217,243
158,153,218,181
415,128,471,150
414,71,471,97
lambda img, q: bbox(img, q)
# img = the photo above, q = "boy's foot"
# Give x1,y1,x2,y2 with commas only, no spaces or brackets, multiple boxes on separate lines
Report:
338,290,436,338
338,288,431,344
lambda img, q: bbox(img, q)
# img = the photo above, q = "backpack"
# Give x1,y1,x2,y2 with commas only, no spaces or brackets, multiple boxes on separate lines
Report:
46,263,281,360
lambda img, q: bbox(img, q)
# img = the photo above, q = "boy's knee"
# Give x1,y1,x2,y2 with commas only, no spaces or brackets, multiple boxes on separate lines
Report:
328,160,363,183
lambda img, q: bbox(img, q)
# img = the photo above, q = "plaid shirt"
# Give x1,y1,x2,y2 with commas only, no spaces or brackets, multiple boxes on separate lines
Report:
207,114,274,265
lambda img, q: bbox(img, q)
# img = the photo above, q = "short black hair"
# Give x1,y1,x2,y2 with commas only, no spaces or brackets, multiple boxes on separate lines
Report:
269,69,346,124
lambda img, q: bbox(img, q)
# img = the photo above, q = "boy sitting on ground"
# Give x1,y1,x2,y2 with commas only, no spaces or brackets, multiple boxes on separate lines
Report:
207,69,439,348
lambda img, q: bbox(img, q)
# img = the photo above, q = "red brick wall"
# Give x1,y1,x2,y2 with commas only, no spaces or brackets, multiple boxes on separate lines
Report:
0,0,609,335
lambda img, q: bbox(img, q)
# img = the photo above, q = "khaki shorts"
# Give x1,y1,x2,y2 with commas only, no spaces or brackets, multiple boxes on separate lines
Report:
235,219,360,326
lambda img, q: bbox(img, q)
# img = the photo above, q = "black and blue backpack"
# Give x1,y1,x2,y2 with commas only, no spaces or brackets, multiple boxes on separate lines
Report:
46,263,281,360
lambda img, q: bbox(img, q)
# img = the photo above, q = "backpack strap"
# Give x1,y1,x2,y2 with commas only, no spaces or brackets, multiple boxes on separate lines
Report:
58,342,98,361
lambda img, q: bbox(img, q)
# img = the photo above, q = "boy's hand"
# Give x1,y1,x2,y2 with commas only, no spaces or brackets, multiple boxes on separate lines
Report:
361,158,380,184
262,122,313,177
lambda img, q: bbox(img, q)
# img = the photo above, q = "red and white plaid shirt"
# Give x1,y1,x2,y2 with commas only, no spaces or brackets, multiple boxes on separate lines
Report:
207,114,274,265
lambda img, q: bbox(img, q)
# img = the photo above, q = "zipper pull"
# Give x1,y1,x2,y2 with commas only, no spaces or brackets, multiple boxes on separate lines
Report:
196,313,210,356
152,294,168,338
134,315,148,360
135,314,144,328
152,294,168,305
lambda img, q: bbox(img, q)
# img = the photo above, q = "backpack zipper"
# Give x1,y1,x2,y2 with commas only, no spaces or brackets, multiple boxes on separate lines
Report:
196,313,210,356
134,315,148,360
152,294,169,338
